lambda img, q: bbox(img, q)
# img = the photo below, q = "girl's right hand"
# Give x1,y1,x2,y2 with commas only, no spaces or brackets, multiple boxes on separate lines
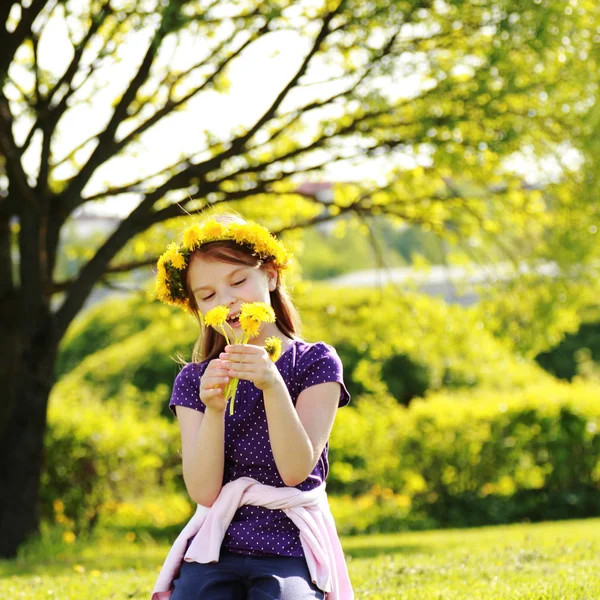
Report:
199,359,230,413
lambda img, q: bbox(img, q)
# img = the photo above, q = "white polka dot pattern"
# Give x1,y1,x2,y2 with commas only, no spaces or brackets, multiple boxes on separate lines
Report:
169,340,350,558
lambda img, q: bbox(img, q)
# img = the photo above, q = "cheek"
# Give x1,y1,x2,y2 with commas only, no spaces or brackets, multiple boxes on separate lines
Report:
244,277,269,299
195,297,213,312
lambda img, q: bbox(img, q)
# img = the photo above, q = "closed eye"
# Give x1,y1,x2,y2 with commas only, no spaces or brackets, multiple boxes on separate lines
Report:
201,292,214,301
232,279,246,286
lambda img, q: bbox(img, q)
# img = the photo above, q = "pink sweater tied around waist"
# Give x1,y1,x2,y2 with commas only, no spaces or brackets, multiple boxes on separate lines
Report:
151,477,353,600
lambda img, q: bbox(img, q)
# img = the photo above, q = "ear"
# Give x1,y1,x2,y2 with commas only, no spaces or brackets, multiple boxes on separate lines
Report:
265,264,279,292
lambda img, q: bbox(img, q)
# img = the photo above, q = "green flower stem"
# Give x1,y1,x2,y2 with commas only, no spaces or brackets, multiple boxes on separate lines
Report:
219,324,233,346
226,331,251,415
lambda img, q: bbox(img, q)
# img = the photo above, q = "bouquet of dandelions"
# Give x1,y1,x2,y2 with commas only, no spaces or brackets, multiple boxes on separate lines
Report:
203,301,282,415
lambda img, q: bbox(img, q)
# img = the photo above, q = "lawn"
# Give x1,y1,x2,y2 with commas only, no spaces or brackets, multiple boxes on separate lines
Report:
1,518,599,599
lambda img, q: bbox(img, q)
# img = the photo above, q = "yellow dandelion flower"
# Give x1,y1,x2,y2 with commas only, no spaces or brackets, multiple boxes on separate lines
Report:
182,225,202,249
244,224,265,246
125,531,137,543
264,337,282,362
202,219,225,239
204,305,229,328
63,531,76,544
154,265,170,300
229,222,248,244
239,315,261,338
164,243,186,270
240,302,275,323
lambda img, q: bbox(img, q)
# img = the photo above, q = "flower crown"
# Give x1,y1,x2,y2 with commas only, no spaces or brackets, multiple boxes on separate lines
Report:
155,217,291,313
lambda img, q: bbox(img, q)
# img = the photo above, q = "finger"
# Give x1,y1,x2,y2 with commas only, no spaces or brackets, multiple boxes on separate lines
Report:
202,375,228,387
205,368,229,378
201,376,229,389
219,353,256,366
203,374,230,387
221,348,265,362
201,388,224,400
226,364,260,378
224,344,263,355
202,382,228,394
206,359,226,371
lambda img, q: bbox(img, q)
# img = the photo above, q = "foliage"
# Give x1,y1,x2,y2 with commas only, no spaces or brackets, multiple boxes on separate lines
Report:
536,307,600,380
297,283,549,403
329,380,600,529
51,289,600,534
2,518,600,599
57,297,195,417
58,284,545,414
41,377,181,534
3,0,600,558
3,0,599,328
56,293,170,377
474,274,598,359
296,221,398,281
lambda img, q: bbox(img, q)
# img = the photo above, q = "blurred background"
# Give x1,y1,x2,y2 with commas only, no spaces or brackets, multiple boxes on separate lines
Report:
1,0,599,568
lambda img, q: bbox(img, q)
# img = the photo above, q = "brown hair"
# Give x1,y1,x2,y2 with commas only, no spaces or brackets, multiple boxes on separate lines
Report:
183,241,301,363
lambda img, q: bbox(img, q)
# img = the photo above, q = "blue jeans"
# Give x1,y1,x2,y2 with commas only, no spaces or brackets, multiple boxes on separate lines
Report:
170,548,325,600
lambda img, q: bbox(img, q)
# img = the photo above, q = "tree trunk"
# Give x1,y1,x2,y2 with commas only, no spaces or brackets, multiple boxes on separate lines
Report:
0,294,57,558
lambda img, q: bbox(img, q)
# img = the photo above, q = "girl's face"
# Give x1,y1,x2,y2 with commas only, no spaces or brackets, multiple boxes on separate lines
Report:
188,254,278,336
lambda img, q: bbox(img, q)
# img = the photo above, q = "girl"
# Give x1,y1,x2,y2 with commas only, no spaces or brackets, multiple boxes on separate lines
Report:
152,214,353,600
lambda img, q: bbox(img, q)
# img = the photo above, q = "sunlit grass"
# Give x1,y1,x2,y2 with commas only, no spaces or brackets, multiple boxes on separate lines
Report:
1,518,599,599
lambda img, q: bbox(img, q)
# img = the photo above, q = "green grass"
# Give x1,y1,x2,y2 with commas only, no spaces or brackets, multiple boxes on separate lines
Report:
1,519,599,599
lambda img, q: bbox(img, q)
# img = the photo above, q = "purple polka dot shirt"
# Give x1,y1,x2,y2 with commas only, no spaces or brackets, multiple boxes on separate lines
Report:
169,339,350,558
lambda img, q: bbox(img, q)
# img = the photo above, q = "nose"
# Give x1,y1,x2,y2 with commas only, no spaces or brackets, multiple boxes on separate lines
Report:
219,289,237,308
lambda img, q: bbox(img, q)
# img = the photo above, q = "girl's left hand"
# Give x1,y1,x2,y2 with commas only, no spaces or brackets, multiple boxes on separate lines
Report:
220,344,281,391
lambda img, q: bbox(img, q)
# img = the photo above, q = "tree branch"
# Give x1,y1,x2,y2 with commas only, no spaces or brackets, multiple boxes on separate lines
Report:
49,2,112,108
121,5,345,220
52,256,156,294
59,8,170,216
19,1,113,161
53,202,150,339
0,92,36,210
107,20,268,167
0,0,48,81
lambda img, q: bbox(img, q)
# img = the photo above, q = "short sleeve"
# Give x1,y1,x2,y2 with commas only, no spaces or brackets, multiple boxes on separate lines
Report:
169,362,208,416
296,342,351,408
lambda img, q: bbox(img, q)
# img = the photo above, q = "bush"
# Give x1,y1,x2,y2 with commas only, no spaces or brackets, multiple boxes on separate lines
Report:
42,377,182,533
58,309,197,417
56,294,166,378
536,319,600,380
58,286,546,413
298,284,550,404
329,380,600,528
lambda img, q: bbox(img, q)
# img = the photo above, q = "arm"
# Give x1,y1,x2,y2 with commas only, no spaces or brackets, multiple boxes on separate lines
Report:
263,378,340,486
176,406,225,507
175,359,231,507
220,344,341,487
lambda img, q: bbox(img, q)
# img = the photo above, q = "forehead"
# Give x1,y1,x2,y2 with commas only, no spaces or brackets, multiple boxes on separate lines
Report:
188,255,248,290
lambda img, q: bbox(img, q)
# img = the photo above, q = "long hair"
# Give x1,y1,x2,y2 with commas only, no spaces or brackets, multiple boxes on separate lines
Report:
182,241,301,364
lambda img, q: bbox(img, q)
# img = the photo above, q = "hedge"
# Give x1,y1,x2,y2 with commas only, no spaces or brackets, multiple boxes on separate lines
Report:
329,380,600,529
58,286,547,413
44,374,600,533
42,377,181,533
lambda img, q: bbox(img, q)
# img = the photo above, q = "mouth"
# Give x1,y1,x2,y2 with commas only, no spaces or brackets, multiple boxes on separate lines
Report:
226,313,240,327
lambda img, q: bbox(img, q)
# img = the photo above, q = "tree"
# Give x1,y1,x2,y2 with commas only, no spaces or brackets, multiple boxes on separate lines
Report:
0,0,598,557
